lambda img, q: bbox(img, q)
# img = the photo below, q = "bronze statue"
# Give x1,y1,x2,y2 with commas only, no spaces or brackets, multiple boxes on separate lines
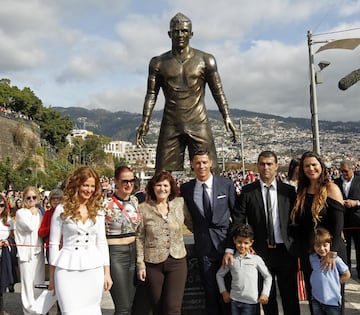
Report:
136,12,237,172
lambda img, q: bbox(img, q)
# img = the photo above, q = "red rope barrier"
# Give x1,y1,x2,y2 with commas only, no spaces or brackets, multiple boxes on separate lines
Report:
2,243,47,248
343,226,360,231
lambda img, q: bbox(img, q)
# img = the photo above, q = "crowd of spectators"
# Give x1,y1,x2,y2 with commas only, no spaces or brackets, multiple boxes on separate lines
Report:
1,106,32,121
2,162,359,216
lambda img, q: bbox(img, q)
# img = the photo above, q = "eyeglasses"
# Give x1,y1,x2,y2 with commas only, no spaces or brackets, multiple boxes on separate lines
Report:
0,203,5,208
51,197,62,201
119,178,135,184
26,196,37,201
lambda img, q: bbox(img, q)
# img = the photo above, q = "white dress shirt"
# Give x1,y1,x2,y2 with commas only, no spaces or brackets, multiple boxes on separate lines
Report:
341,174,353,199
194,174,213,217
259,179,284,244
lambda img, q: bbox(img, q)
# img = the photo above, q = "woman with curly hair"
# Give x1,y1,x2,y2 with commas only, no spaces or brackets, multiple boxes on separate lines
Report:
136,171,192,315
290,151,346,314
49,166,112,315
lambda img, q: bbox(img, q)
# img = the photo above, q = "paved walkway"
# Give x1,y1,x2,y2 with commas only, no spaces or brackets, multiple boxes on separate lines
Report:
2,272,359,314
2,263,360,314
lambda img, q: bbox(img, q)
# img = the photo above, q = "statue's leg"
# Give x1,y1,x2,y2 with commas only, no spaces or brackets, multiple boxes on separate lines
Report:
155,125,185,172
186,123,219,174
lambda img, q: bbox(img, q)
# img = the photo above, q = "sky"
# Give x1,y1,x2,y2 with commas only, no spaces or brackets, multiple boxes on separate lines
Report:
1,0,360,122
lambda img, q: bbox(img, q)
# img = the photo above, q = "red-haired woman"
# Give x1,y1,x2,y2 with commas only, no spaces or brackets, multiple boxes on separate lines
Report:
49,166,112,314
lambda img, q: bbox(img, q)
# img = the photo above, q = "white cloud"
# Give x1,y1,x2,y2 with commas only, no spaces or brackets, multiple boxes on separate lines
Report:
1,0,360,121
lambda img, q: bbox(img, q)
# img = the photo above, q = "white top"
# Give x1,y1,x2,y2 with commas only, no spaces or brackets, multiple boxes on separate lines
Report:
0,217,14,257
341,174,353,198
49,204,110,270
15,208,43,262
0,217,13,240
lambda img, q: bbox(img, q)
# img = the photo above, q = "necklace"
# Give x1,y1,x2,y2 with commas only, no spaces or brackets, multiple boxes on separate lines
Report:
156,203,169,221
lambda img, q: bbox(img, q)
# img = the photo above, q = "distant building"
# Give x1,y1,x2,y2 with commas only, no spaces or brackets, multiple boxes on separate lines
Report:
103,140,132,159
104,140,156,169
66,129,94,145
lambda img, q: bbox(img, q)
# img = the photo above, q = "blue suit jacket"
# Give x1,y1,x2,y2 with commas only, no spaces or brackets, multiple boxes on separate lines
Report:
180,176,236,258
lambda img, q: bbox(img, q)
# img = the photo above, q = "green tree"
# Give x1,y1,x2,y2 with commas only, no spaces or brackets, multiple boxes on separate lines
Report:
34,107,73,148
0,78,73,149
114,156,128,169
69,135,112,167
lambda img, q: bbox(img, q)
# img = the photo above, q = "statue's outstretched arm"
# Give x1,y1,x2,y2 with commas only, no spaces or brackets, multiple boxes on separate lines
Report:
136,58,161,146
206,54,237,143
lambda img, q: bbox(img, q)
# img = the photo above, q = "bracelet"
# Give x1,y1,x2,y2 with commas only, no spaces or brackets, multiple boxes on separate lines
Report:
329,252,337,259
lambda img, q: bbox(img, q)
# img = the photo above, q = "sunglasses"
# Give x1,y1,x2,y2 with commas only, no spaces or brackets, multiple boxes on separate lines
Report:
0,203,5,208
119,178,136,184
26,196,37,201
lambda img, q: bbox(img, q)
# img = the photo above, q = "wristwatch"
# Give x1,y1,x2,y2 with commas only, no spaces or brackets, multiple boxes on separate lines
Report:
329,252,337,259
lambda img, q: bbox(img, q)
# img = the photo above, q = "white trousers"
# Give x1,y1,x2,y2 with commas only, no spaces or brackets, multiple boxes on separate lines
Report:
19,252,45,315
55,266,104,315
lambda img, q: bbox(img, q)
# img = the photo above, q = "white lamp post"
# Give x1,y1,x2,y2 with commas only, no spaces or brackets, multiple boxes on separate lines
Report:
307,30,360,155
307,31,330,155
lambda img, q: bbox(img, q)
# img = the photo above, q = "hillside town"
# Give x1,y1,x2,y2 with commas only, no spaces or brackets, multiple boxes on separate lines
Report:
102,114,360,171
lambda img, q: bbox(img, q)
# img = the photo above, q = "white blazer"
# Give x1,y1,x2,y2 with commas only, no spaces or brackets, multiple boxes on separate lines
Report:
15,208,43,262
49,204,110,270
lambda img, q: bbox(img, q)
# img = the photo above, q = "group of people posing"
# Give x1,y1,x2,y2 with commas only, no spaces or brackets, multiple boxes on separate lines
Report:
0,148,356,315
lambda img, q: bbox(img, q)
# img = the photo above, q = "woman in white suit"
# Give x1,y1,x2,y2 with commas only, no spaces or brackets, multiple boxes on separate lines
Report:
15,186,45,315
49,166,112,315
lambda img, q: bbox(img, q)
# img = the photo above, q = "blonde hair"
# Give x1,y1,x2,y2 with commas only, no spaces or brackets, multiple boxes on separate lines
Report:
22,186,39,209
61,167,102,223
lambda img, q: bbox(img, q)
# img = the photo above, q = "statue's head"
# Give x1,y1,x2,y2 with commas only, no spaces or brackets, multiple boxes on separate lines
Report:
169,12,192,32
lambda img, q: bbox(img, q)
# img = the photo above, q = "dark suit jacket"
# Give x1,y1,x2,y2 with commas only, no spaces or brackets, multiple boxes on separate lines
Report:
334,175,360,227
180,176,236,258
229,180,297,258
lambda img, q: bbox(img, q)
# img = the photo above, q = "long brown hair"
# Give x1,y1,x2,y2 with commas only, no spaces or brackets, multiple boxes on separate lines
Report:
0,195,10,226
61,166,102,223
291,151,329,224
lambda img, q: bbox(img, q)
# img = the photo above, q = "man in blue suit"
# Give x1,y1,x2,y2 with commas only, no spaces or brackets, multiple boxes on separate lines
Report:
181,148,236,315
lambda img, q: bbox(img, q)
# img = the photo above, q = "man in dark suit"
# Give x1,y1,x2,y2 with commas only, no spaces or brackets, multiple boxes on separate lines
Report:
181,148,236,315
334,160,360,278
224,150,300,315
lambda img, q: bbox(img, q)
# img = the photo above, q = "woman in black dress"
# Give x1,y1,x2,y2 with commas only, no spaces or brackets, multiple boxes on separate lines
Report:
290,151,346,314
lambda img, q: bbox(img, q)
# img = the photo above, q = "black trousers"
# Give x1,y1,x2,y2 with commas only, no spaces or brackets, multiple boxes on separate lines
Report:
109,242,137,315
260,245,300,315
344,228,360,276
